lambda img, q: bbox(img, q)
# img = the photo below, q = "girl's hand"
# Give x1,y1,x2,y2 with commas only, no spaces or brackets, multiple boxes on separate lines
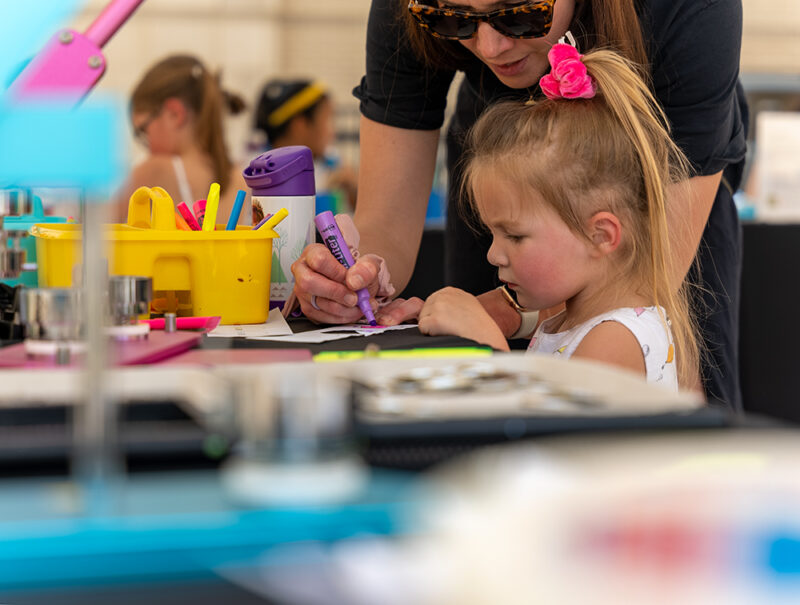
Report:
291,243,381,324
418,287,509,351
375,296,425,326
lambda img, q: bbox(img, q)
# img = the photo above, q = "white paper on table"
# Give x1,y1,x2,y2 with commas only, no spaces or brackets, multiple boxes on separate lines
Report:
250,323,418,344
206,308,293,338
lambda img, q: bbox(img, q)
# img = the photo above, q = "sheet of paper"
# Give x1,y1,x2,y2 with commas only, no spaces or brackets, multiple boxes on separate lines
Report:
206,308,293,338
251,323,418,344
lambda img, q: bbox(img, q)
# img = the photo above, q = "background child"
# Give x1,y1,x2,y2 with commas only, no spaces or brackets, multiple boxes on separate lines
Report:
418,45,699,391
114,54,249,224
252,78,358,214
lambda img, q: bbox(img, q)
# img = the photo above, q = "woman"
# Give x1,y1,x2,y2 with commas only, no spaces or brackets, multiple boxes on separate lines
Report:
115,54,249,224
292,0,747,409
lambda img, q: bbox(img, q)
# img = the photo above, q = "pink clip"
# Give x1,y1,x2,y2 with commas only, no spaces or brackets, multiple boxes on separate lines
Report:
539,44,596,100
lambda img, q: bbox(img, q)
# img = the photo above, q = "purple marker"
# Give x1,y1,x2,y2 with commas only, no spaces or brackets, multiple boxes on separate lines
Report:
314,210,377,326
251,212,273,230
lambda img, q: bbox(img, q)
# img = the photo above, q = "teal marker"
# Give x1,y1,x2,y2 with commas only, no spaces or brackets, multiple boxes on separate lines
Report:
226,189,246,230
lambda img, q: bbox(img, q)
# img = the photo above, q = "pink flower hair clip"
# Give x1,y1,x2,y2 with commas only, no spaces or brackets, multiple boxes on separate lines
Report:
539,43,596,100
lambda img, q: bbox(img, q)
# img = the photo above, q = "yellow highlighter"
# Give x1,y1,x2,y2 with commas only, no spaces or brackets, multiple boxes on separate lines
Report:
257,207,289,231
201,182,221,231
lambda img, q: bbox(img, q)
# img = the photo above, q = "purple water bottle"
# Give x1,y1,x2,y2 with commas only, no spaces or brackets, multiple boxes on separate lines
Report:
243,146,315,310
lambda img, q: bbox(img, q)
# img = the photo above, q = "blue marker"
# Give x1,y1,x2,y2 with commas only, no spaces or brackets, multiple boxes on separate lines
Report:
226,189,246,230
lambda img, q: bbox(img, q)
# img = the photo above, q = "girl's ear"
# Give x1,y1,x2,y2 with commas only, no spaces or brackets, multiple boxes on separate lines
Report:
162,97,188,127
587,211,622,256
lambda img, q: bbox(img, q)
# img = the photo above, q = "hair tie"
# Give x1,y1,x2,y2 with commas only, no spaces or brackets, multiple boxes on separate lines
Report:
539,43,596,100
191,64,203,79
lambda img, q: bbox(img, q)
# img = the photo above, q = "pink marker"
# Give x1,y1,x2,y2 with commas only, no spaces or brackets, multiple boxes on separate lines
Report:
141,316,221,331
177,202,201,231
193,200,206,228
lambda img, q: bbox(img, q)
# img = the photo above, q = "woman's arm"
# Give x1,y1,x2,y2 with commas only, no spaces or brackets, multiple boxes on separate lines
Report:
667,171,722,288
291,116,439,323
353,116,439,292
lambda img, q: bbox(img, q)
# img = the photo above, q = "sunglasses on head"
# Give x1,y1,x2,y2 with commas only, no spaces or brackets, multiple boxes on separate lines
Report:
408,0,555,40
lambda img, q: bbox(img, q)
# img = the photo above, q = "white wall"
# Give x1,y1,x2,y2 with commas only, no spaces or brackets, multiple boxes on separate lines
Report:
74,0,371,165
742,0,800,73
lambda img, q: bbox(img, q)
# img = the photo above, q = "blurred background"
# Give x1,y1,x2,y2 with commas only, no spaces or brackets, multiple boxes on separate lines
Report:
70,0,800,172
75,0,374,170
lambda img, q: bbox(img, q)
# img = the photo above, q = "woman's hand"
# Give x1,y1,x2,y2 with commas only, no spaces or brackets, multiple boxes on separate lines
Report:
418,287,509,351
291,243,382,324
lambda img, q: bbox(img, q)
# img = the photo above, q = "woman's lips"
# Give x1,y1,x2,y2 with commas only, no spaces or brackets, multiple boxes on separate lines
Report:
491,56,527,78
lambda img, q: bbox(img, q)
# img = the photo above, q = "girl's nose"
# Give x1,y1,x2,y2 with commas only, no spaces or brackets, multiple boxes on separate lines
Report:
473,21,514,59
486,238,506,267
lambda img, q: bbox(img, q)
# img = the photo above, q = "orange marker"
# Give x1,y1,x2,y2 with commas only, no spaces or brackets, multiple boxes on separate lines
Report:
175,212,191,231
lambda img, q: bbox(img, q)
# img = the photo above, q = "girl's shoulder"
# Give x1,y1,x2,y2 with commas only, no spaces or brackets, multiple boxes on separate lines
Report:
129,154,178,184
535,306,669,349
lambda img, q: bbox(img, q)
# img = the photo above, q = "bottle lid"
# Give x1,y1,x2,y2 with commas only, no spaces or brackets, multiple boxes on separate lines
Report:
243,145,316,197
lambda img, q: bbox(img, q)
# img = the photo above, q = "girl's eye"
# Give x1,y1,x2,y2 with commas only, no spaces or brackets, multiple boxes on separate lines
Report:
505,233,524,243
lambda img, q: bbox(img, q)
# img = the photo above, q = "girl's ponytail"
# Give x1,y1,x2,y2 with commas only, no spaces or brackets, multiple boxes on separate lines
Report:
195,68,245,191
581,49,698,387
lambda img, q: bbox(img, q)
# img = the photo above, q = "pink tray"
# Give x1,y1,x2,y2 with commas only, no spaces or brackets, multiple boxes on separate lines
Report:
0,332,202,369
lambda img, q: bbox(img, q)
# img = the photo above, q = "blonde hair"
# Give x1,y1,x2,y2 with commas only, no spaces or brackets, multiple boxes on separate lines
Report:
130,55,246,190
463,49,699,387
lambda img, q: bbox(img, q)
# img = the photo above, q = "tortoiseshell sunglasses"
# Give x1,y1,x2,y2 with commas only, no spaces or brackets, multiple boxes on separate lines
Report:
408,0,555,40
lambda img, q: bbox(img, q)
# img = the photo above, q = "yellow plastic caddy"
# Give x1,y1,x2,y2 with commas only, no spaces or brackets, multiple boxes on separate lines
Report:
31,187,276,325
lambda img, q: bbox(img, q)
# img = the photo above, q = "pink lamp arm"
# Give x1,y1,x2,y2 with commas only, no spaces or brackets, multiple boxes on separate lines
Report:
7,0,146,103
84,0,145,48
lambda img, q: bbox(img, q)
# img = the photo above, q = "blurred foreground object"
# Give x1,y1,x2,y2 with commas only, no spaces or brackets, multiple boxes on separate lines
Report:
325,430,800,605
7,0,144,104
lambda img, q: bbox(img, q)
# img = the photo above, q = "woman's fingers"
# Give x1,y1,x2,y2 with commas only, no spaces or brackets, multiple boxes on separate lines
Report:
291,244,381,324
345,255,381,295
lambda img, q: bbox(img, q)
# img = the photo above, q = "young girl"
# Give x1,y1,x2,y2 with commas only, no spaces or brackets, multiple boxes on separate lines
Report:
114,55,249,223
418,44,698,391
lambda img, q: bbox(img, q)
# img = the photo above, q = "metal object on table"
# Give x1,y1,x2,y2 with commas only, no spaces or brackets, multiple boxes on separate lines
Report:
19,287,82,342
19,287,84,362
0,193,30,281
0,247,25,280
163,312,177,333
106,275,152,340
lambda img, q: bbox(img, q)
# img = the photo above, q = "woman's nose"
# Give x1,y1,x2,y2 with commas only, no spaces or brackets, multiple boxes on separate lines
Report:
473,21,514,59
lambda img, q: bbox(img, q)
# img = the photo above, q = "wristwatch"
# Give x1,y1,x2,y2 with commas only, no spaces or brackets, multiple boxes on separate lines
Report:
498,284,527,312
497,285,539,339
